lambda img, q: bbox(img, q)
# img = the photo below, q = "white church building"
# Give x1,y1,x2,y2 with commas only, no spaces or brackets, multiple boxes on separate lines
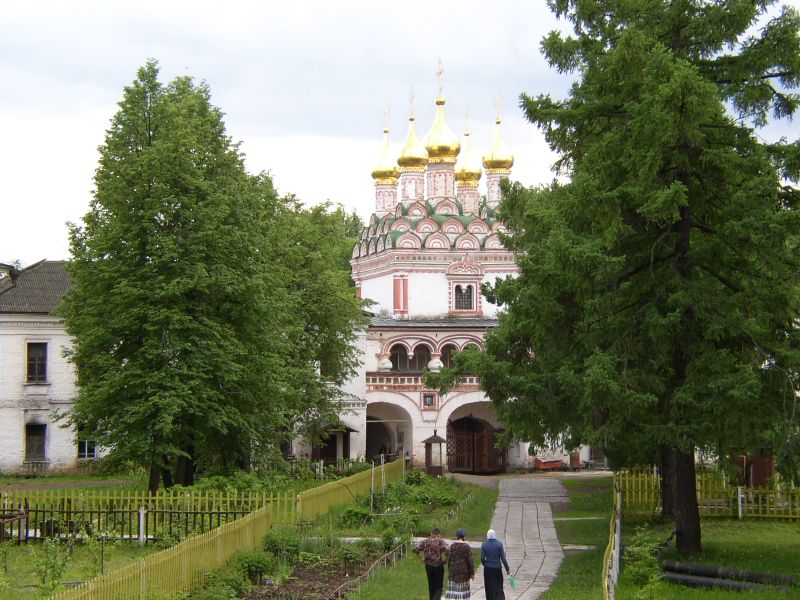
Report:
294,92,597,473
0,92,599,475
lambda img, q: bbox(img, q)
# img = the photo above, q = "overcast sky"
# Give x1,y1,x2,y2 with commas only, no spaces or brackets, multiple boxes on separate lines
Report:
2,1,798,267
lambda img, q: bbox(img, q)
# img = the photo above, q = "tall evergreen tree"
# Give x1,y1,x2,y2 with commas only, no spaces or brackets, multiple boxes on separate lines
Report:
62,62,366,491
432,1,800,554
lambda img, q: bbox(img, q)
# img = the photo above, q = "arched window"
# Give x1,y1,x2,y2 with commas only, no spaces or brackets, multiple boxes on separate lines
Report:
454,285,474,310
390,344,410,371
410,344,432,371
441,344,458,369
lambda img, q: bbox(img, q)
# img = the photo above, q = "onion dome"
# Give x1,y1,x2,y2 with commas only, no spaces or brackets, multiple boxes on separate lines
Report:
372,127,400,184
425,97,461,163
397,115,428,169
483,116,514,170
455,131,481,185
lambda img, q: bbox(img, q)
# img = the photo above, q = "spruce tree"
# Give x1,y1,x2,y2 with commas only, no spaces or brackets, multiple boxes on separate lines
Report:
433,1,800,554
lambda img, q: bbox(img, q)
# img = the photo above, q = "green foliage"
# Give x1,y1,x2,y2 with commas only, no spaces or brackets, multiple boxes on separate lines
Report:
60,60,368,488
404,469,425,485
430,0,800,553
84,532,119,576
262,525,301,562
339,504,371,528
335,543,365,572
380,528,397,552
203,564,249,598
231,549,274,584
29,538,70,595
623,527,662,590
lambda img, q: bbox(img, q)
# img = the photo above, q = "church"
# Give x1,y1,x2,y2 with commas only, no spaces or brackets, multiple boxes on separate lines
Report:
293,89,597,473
0,88,599,475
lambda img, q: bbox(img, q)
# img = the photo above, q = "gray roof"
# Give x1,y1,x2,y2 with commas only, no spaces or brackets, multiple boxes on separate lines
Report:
0,260,70,314
370,316,497,329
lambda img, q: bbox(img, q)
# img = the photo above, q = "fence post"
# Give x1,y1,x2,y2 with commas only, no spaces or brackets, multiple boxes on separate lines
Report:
737,486,744,520
138,506,147,544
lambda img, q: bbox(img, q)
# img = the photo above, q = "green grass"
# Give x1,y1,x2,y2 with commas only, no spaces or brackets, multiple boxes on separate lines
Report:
557,476,613,518
440,485,498,540
540,475,613,600
1,540,154,598
618,519,800,599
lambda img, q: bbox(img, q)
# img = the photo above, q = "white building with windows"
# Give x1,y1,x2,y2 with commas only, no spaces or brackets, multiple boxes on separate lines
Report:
298,92,598,472
0,261,95,474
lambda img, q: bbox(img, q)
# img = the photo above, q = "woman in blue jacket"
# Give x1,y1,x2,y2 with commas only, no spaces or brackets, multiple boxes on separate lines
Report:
480,529,510,599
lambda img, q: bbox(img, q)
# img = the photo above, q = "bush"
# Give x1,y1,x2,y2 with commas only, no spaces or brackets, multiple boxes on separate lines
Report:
405,470,425,485
380,528,397,552
623,526,663,599
335,543,365,571
340,504,371,528
263,525,301,562
206,564,249,597
232,549,274,584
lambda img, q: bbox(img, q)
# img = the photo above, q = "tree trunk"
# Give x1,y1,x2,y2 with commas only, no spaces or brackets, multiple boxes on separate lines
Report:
660,445,676,519
148,463,161,495
175,454,195,486
674,447,701,555
161,455,174,489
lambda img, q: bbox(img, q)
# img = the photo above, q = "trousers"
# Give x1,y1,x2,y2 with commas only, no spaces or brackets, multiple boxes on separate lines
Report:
425,563,445,600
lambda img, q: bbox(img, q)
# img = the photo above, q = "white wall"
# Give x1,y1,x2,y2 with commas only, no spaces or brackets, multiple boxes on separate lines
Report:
0,314,80,473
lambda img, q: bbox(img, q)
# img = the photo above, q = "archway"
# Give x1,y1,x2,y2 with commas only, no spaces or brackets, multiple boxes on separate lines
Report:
447,415,507,474
365,402,413,463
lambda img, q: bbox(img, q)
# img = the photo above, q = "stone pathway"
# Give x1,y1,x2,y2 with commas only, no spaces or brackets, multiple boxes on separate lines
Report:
468,478,567,599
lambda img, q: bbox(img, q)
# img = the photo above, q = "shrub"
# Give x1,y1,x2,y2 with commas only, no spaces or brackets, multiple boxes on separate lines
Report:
232,549,274,584
206,564,249,597
405,470,425,485
380,528,397,552
336,543,365,573
623,526,663,599
263,525,301,562
340,504,371,528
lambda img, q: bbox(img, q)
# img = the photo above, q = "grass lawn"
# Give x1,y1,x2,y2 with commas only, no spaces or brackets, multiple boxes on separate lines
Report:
618,519,800,599
356,548,482,600
1,540,154,598
540,475,613,600
313,475,498,540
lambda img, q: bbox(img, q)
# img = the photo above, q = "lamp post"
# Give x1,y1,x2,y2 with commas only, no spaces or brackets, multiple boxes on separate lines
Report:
422,429,447,476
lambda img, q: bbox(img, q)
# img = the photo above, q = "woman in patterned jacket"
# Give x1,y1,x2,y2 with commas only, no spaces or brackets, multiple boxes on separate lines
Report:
445,528,475,599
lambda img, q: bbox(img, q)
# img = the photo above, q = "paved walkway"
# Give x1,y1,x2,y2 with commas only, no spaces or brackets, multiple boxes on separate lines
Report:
468,478,567,599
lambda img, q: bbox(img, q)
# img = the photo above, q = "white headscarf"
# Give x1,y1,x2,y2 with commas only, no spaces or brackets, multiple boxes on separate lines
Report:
487,529,496,540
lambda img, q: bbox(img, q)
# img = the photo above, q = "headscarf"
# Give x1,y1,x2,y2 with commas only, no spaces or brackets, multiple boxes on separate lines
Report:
487,529,496,540
456,528,466,539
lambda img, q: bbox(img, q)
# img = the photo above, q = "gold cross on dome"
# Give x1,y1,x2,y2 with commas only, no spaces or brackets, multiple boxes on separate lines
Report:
464,103,471,131
409,86,416,117
383,101,390,129
435,60,445,97
495,90,503,120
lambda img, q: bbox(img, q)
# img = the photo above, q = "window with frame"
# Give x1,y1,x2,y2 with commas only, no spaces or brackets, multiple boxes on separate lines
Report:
25,424,46,461
422,393,437,408
77,430,97,459
27,342,47,383
454,285,474,310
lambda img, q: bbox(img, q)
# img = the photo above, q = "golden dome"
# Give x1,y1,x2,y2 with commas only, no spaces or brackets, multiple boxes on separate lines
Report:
397,115,428,169
424,97,461,163
483,116,514,170
372,127,400,184
455,131,481,185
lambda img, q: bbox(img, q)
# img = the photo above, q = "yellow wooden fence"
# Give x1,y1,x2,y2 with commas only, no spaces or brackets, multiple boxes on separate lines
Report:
616,470,800,519
297,459,404,520
47,460,405,600
50,501,274,600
